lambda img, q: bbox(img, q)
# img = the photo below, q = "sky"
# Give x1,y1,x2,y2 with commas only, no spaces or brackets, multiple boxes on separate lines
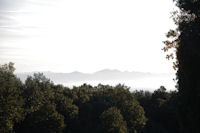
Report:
0,0,177,73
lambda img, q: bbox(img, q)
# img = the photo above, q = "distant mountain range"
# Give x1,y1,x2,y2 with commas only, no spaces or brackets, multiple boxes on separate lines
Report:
15,69,174,84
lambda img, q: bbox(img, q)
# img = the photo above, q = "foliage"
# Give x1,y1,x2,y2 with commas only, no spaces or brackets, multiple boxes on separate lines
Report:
20,103,65,133
0,62,24,133
133,86,179,133
0,63,180,133
100,107,128,133
163,0,200,132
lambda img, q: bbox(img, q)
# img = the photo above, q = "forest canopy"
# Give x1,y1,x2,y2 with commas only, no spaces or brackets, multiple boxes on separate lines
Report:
0,63,179,133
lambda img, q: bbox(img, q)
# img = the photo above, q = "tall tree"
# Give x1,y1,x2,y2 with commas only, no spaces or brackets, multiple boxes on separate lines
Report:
163,0,200,132
0,63,24,133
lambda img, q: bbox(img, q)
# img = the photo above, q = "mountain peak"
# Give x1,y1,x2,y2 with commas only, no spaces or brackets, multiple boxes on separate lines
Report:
95,69,121,74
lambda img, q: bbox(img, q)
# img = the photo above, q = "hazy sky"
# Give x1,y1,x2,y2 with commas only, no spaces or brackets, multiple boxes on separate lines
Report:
0,0,176,73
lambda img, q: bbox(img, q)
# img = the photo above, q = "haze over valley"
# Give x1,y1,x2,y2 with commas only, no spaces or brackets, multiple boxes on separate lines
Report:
16,69,176,91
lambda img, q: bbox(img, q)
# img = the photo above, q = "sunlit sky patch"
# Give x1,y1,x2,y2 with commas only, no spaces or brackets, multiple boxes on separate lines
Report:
0,0,176,73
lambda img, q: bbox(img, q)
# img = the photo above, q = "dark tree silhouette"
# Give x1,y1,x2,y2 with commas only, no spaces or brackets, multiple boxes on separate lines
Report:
163,0,200,132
